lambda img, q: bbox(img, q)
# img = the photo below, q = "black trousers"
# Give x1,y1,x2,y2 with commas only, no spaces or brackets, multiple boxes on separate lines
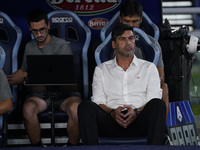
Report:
78,98,166,145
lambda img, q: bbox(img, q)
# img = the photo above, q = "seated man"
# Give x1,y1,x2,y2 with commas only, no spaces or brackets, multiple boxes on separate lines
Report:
7,9,81,146
0,69,13,114
119,0,169,118
78,24,166,145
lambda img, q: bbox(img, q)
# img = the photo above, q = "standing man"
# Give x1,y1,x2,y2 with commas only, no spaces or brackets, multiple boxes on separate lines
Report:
7,9,81,146
78,24,166,145
119,0,169,118
0,69,13,114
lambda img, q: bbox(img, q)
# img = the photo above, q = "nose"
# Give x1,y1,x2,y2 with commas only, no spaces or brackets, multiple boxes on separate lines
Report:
37,31,42,36
125,38,131,44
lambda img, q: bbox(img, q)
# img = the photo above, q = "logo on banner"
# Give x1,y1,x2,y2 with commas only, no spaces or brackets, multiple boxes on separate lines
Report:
176,106,183,122
0,18,3,24
46,0,122,16
88,18,109,29
51,17,73,23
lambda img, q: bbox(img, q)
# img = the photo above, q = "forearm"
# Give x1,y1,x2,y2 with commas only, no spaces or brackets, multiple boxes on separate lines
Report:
0,98,13,114
7,69,27,85
99,104,113,114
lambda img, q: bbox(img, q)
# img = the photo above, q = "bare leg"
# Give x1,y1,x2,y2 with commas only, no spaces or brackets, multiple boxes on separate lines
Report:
23,97,47,145
60,96,82,145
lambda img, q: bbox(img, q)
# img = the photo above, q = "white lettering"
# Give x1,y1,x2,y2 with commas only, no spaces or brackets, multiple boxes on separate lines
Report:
85,0,92,3
89,20,107,27
50,0,64,4
66,0,81,3
51,17,73,23
177,106,183,122
135,34,139,41
50,0,119,4
0,18,3,24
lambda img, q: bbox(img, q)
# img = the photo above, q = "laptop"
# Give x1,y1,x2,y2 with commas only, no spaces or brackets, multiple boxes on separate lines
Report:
26,55,76,85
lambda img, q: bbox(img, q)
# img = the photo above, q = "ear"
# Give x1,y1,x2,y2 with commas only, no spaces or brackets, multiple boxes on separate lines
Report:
119,15,122,23
47,22,50,29
112,41,116,49
140,16,143,24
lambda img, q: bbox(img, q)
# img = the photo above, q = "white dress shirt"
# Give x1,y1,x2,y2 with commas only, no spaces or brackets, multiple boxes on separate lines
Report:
91,56,162,109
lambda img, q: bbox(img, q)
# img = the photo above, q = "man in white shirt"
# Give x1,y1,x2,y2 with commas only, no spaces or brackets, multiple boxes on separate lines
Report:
78,24,166,145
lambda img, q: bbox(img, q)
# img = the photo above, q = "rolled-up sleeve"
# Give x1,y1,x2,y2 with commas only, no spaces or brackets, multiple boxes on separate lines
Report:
146,63,162,102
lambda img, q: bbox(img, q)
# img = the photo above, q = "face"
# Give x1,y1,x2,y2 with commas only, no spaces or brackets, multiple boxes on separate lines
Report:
112,30,135,58
119,15,142,27
29,19,49,43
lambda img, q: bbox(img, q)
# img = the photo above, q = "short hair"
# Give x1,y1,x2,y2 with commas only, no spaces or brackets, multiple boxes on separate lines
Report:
111,24,134,41
120,0,143,17
27,8,48,26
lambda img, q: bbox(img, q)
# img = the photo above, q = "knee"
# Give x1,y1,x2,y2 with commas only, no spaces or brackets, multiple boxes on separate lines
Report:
148,98,166,110
67,102,80,118
23,100,36,119
78,100,94,116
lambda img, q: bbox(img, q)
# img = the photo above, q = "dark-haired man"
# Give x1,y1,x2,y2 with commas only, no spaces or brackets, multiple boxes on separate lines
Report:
7,9,81,146
78,24,166,145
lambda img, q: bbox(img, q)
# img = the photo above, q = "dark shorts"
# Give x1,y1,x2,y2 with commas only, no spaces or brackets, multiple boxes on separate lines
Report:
26,91,81,110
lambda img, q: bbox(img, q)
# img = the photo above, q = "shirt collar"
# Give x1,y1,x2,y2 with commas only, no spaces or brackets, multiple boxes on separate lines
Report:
111,55,139,70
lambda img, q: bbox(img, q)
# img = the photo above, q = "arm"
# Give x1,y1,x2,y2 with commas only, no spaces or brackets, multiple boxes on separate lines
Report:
157,67,165,83
157,67,169,120
0,98,13,114
7,69,27,85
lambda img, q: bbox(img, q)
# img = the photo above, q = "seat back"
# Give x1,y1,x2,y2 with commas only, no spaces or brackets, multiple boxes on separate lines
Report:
0,11,22,147
0,11,22,108
95,27,160,66
48,10,91,100
100,11,159,42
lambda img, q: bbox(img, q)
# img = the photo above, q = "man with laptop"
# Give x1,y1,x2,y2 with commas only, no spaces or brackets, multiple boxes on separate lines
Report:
7,9,82,146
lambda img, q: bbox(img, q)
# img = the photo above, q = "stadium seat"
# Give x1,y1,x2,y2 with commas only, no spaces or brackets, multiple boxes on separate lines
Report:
100,11,160,42
0,11,22,147
48,10,91,100
0,11,22,108
95,27,160,66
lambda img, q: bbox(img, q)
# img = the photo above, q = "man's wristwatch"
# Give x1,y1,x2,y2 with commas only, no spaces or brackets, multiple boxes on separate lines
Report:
135,108,141,115
109,109,115,117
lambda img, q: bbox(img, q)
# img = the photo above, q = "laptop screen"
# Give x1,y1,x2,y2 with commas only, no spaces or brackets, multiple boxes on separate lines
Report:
26,55,75,85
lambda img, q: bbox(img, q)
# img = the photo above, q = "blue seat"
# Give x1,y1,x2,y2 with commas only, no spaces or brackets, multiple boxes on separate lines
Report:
48,10,91,100
95,27,160,145
96,27,160,66
0,11,22,147
0,11,22,106
100,11,160,42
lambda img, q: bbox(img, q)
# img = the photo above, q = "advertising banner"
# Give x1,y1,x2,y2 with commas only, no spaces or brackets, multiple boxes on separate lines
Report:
0,0,162,42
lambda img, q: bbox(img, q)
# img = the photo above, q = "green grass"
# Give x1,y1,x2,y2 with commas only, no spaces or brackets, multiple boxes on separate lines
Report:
191,104,200,115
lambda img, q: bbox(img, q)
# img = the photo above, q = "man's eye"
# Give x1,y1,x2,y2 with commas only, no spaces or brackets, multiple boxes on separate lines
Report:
129,36,135,40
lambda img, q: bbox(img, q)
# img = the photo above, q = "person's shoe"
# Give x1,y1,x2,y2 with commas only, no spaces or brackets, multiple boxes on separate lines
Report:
164,134,173,145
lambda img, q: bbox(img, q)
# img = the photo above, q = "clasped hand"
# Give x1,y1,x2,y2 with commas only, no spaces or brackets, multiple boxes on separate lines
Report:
111,105,137,128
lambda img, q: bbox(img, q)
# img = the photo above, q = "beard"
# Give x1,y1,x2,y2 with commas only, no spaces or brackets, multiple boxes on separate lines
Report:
36,35,48,43
118,45,135,58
